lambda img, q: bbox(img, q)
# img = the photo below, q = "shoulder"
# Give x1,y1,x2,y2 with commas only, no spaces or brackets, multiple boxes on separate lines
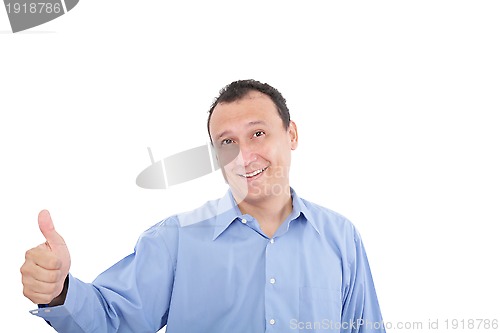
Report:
134,197,222,256
299,197,361,242
141,195,223,238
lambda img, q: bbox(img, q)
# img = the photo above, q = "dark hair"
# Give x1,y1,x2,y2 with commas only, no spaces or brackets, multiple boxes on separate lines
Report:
207,79,290,141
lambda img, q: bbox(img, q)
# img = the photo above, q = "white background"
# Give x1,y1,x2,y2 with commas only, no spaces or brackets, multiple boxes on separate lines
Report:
1,1,499,332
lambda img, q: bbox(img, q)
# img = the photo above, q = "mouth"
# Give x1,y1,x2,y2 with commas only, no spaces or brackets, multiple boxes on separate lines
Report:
238,166,269,179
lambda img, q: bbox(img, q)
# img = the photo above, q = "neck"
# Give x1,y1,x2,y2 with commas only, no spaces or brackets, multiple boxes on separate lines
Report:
235,187,293,237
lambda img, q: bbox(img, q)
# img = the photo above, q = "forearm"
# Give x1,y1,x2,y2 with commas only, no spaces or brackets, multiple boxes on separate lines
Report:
30,220,175,333
32,274,121,333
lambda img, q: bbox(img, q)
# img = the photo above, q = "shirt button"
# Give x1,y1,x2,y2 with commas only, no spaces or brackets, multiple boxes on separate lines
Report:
241,218,247,224
270,238,275,244
270,278,276,284
269,319,276,325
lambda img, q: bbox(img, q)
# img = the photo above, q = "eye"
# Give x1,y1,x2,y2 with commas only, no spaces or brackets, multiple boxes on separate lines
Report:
220,138,235,146
253,131,265,138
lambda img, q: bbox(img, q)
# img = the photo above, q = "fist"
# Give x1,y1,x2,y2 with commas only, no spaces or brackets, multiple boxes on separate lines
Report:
21,210,71,305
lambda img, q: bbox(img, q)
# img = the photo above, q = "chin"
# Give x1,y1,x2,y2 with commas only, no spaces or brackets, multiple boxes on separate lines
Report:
228,181,249,205
229,184,269,204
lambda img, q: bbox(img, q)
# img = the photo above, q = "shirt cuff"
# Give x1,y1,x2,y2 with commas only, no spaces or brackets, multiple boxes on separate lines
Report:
29,274,78,321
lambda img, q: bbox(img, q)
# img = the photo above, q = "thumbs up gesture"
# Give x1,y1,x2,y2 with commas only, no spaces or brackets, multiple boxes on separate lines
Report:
21,210,71,305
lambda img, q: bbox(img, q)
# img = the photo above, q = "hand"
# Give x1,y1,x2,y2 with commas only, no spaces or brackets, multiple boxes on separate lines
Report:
21,210,71,305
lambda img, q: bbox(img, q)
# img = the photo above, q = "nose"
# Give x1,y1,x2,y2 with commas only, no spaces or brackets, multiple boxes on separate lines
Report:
238,141,258,167
214,140,257,169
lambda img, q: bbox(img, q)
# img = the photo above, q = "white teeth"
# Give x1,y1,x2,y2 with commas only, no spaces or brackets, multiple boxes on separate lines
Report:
242,168,266,178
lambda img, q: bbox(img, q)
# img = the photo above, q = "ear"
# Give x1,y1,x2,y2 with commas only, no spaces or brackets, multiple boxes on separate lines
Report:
288,120,298,150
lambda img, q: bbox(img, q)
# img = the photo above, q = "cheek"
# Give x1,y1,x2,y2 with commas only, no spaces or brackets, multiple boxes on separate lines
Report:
267,140,289,163
216,145,241,168
268,146,292,174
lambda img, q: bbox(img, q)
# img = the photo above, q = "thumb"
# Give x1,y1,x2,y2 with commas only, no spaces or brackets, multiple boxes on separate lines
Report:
38,210,66,249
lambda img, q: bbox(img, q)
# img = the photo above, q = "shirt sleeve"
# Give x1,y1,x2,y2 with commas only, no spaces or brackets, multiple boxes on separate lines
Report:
30,219,178,333
341,228,386,333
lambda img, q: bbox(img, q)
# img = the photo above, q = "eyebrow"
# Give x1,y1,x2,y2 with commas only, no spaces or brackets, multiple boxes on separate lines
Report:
216,121,267,140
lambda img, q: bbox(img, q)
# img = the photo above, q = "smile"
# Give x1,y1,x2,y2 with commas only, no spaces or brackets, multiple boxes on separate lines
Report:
239,167,269,178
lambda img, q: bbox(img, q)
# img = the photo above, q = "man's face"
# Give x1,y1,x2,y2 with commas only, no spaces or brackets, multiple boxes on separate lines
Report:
209,91,298,204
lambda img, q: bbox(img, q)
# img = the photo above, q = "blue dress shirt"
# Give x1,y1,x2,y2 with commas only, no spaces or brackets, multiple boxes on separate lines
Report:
31,189,385,332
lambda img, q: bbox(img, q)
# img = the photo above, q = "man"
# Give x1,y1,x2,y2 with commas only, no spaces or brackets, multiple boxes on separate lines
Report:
21,79,386,332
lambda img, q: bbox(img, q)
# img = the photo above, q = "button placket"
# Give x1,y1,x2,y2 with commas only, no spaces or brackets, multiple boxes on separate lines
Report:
265,237,280,330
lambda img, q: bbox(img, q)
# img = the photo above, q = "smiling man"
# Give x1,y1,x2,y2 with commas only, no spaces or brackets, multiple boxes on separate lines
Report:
208,86,298,237
21,79,386,332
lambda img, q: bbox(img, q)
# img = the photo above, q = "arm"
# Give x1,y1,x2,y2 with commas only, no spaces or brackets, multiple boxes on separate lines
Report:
341,229,386,333
24,211,177,333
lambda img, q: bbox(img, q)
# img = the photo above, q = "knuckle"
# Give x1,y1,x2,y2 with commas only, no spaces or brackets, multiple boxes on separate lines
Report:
20,263,33,278
21,274,29,285
22,287,29,298
24,248,34,260
23,286,40,303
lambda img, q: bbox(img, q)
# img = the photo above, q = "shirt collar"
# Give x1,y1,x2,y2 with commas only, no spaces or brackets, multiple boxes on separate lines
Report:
289,188,320,234
212,190,241,240
212,187,319,240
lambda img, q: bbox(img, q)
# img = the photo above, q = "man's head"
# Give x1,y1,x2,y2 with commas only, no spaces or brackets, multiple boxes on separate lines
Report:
207,79,298,205
207,79,291,140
